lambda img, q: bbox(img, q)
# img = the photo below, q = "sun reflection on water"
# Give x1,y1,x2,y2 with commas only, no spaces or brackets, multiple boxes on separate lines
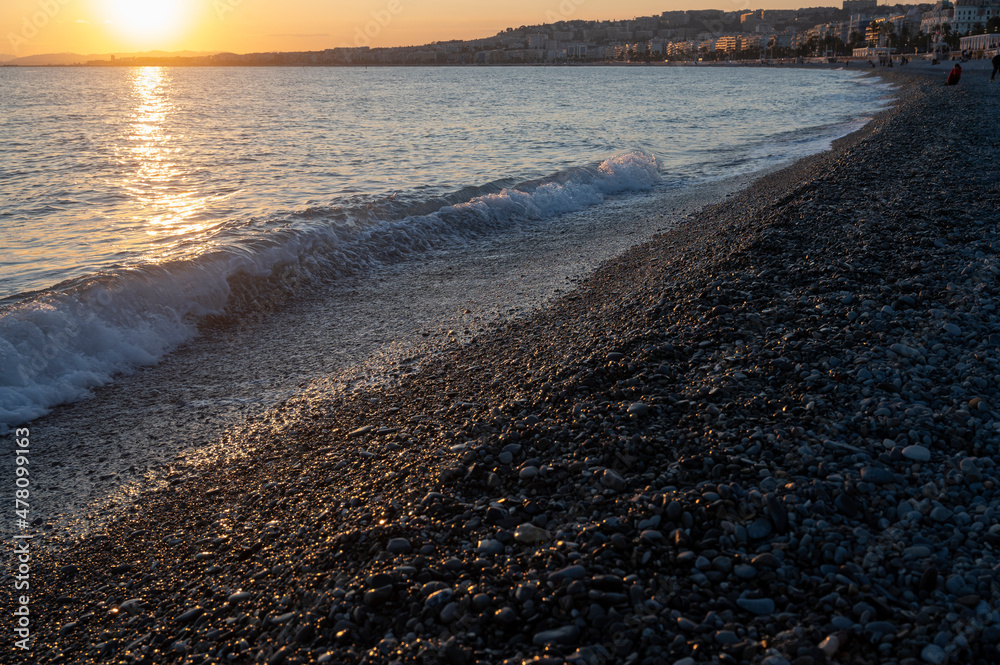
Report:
123,67,218,255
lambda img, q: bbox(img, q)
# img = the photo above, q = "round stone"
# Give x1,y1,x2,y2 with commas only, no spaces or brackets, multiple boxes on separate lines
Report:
930,507,953,522
748,518,772,540
737,597,775,616
519,466,539,480
627,402,649,417
386,538,412,554
902,445,931,462
921,643,948,665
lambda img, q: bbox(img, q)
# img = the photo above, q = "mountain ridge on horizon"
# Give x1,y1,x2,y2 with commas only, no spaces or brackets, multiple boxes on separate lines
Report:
3,50,220,66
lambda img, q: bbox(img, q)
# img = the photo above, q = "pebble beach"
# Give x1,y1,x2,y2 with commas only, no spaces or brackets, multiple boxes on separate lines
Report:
13,64,1000,665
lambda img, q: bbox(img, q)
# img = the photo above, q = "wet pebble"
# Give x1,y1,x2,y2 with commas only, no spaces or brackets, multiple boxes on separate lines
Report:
737,597,775,616
533,625,580,646
903,445,931,462
386,538,412,554
921,643,948,664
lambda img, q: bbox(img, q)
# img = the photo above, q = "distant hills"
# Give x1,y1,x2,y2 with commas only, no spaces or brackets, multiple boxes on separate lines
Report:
2,51,217,66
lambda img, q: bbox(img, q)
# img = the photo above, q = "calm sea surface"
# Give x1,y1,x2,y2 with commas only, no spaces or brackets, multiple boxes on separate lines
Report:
0,66,892,429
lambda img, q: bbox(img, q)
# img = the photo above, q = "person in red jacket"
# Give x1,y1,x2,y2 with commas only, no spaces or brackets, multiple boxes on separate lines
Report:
945,63,962,86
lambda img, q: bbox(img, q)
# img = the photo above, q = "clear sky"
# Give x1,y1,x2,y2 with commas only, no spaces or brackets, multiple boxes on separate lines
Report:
3,0,837,57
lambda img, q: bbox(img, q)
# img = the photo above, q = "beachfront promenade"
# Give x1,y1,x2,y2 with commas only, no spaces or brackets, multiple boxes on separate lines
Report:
21,67,1000,665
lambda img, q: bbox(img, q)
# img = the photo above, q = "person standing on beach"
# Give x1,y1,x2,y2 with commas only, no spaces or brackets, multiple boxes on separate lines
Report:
945,63,962,86
992,53,1000,82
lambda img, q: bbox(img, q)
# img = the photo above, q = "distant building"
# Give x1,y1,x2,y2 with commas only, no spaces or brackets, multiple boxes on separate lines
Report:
843,0,878,12
666,40,697,56
865,18,893,45
959,31,1000,51
762,9,797,21
952,0,1000,35
527,33,548,49
853,45,895,56
770,34,794,48
689,9,726,22
660,11,690,26
814,21,851,42
714,34,760,54
741,12,764,32
920,2,955,34
635,16,660,31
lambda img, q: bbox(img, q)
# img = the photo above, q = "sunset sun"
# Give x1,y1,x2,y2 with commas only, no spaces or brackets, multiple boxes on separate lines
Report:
106,0,191,45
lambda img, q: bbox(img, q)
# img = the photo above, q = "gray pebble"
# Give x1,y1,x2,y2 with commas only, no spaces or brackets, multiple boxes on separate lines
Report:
176,607,204,623
737,597,775,616
861,466,895,484
748,518,773,540
477,539,505,555
549,565,587,582
714,630,740,645
439,602,459,623
902,445,931,462
386,538,412,554
627,402,649,417
930,506,953,522
533,625,580,646
600,468,625,491
921,643,948,664
519,465,539,480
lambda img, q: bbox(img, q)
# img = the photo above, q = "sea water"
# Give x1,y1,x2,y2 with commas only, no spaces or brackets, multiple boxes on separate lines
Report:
1,65,893,432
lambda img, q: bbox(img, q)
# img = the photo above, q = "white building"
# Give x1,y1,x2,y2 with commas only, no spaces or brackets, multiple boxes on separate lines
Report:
853,45,895,57
920,3,955,34
959,31,1000,51
951,0,1000,34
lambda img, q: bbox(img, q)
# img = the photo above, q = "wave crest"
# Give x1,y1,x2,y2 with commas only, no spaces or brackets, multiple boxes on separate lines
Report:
0,150,660,429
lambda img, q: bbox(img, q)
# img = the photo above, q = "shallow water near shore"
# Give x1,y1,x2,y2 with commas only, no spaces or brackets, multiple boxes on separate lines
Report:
0,66,894,542
7,175,748,543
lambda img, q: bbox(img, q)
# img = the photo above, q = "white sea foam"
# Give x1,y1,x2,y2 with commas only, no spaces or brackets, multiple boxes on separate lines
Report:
0,151,660,430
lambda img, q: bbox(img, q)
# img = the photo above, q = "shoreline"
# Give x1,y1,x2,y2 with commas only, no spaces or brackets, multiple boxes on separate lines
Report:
16,67,1000,664
2,150,773,550
3,54,994,69
1,67,881,549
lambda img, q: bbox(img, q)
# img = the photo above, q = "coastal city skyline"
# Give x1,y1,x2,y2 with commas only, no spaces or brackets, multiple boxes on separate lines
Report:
5,0,999,66
5,0,919,58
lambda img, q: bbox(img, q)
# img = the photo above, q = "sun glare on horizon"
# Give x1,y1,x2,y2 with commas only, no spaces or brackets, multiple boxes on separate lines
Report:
104,0,192,47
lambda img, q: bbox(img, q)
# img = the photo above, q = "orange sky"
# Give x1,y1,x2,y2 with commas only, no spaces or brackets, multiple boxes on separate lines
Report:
3,0,837,57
